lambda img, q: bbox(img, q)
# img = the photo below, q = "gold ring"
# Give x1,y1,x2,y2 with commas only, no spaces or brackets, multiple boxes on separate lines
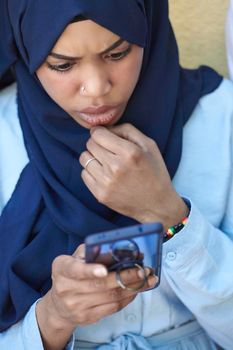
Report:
115,264,147,292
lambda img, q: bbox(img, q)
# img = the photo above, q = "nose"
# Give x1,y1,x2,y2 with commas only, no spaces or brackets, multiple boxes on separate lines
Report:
80,63,111,98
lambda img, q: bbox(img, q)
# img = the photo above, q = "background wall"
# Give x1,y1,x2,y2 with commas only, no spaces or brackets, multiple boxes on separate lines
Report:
169,0,229,77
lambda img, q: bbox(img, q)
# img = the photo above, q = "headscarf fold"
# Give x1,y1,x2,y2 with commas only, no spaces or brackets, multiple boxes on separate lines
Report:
0,0,222,331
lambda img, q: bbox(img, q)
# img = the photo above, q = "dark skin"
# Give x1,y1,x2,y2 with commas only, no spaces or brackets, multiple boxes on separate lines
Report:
79,124,188,228
37,123,188,350
37,245,157,350
36,20,189,350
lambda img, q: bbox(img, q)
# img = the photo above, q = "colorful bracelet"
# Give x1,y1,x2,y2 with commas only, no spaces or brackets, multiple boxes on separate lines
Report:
163,217,188,242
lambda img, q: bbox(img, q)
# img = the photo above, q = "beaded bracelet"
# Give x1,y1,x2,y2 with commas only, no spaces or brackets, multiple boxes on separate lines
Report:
163,217,188,242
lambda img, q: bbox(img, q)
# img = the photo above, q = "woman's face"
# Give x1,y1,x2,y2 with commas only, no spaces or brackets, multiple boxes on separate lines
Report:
36,20,144,128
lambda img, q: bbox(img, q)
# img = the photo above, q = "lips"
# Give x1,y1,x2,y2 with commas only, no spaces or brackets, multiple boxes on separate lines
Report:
78,105,119,126
80,105,114,114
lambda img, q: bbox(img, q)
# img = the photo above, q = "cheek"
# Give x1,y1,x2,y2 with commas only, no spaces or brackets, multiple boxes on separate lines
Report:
113,53,143,97
36,67,77,106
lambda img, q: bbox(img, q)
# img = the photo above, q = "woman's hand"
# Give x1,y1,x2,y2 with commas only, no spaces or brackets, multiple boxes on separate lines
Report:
36,244,156,350
79,123,189,230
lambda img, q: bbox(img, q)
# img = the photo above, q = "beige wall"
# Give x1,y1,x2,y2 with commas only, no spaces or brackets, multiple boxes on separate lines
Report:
169,0,229,76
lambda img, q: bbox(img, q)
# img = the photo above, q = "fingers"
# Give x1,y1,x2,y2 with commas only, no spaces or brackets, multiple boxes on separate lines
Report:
80,167,100,198
76,266,150,293
79,123,156,180
79,150,103,178
52,262,157,306
54,258,157,294
76,296,136,326
50,250,159,327
90,126,135,155
126,274,158,292
72,243,85,259
53,250,154,287
77,274,157,311
108,123,157,153
52,254,108,281
85,287,138,309
86,137,115,165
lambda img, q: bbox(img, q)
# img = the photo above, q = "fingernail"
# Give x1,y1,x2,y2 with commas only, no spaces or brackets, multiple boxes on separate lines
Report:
137,267,151,280
93,267,107,277
138,269,145,279
145,267,151,277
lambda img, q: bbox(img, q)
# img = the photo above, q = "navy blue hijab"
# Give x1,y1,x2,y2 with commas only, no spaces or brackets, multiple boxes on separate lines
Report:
0,0,222,331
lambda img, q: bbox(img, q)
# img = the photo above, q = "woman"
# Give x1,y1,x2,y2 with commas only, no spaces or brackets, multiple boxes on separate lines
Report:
0,1,233,349
226,0,233,79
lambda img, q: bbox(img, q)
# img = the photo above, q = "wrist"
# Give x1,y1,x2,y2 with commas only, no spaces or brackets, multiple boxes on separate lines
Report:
36,292,75,350
140,193,189,231
161,195,189,231
37,291,76,331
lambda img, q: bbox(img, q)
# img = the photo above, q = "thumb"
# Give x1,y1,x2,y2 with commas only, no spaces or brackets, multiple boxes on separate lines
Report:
72,243,85,260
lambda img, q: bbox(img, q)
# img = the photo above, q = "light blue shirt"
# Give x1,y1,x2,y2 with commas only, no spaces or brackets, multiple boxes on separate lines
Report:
1,80,233,349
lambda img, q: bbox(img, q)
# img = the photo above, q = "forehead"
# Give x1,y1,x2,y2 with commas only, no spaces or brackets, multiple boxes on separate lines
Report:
51,19,121,54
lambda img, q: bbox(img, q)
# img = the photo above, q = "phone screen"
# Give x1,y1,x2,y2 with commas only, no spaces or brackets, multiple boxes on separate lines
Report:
85,223,163,289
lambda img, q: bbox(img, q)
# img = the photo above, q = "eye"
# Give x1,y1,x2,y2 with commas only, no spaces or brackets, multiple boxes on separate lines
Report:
105,46,132,61
46,62,74,73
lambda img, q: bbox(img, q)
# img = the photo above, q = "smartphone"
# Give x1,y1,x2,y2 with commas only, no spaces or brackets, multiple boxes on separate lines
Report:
85,222,163,290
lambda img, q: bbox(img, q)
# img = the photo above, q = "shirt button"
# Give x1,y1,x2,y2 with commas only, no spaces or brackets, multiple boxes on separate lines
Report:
167,252,177,261
126,314,137,322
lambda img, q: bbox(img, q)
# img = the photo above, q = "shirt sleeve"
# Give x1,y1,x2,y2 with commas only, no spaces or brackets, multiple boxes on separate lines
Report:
162,198,233,350
0,301,75,350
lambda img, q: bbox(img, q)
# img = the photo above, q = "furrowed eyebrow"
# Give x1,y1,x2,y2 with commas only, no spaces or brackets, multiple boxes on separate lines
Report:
100,38,125,55
49,38,126,61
